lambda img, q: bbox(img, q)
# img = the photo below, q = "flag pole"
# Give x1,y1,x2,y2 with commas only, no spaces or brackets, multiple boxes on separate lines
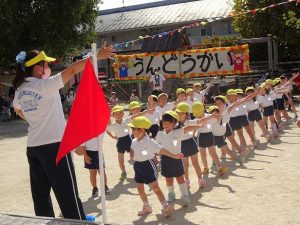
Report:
91,42,108,224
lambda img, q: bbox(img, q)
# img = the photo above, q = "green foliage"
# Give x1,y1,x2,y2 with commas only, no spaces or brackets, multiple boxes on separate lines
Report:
233,0,300,61
0,0,101,70
200,36,240,48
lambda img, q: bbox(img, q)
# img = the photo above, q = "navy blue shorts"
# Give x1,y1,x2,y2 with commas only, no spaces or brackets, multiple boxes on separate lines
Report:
276,98,285,110
197,132,215,148
229,116,242,131
116,135,132,153
181,138,199,157
161,155,184,178
134,159,158,184
263,105,274,117
149,124,159,139
214,135,227,148
248,109,262,122
84,150,105,170
225,124,233,137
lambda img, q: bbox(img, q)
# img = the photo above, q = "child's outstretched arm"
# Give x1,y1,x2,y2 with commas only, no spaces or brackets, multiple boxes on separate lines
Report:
227,91,258,114
130,107,156,119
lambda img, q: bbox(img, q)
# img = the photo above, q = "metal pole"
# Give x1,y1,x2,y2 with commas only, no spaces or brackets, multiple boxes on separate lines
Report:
91,43,108,225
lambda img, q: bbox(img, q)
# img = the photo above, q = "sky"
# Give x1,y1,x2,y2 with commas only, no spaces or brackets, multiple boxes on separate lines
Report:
100,0,164,10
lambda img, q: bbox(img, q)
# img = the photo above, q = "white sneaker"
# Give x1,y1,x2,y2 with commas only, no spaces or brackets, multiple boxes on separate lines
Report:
162,204,174,218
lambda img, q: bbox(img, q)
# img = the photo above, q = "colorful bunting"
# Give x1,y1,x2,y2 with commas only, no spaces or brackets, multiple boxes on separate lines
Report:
112,0,296,50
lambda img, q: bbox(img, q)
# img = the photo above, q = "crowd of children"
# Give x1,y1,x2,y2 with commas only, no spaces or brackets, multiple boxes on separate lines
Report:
76,73,299,218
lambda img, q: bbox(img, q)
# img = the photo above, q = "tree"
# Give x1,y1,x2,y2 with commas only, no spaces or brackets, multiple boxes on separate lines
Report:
0,0,101,70
233,0,300,62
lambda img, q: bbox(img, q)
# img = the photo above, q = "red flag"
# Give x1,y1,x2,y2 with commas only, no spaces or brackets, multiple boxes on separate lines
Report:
56,60,110,164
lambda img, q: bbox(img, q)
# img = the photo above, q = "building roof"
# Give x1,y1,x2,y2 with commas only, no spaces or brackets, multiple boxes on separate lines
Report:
96,0,233,34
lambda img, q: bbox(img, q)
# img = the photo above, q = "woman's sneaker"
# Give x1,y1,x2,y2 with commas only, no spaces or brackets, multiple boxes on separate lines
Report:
92,187,98,197
167,192,176,203
162,204,174,218
138,204,152,216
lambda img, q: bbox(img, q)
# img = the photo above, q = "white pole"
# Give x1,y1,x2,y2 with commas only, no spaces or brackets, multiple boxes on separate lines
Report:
91,42,108,225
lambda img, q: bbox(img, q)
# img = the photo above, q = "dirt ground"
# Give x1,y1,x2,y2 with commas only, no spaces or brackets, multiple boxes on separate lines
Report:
0,113,300,225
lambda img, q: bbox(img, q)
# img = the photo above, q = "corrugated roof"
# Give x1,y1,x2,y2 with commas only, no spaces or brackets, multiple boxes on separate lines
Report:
96,0,233,34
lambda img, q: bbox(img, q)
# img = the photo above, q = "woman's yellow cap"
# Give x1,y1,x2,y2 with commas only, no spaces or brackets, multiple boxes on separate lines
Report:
128,101,141,110
163,111,179,121
192,101,204,117
176,102,190,113
25,51,56,67
111,105,123,113
176,88,185,95
127,116,152,129
208,105,219,114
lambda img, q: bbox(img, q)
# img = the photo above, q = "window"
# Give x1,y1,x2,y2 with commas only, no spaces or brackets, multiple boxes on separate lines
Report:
200,28,207,36
200,27,213,37
111,36,116,42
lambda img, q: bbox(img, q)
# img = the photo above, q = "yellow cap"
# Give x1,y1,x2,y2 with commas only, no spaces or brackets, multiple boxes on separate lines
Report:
208,105,219,114
127,116,152,129
111,105,123,113
259,82,266,89
235,89,243,94
186,88,193,94
176,88,185,95
245,86,255,93
272,79,280,86
25,51,56,67
193,83,201,87
128,101,141,110
227,89,237,96
214,95,228,103
150,95,158,100
158,93,168,99
265,79,273,85
176,102,190,113
163,110,179,121
192,101,205,117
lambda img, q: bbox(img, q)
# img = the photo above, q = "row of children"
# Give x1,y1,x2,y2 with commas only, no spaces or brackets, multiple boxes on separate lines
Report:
76,72,299,218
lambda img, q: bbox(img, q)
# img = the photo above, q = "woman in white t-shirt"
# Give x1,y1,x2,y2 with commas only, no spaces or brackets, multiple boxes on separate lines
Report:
12,45,113,220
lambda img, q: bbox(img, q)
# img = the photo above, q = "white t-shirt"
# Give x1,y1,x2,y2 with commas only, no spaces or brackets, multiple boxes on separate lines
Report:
257,92,276,107
13,73,65,147
156,128,184,154
196,113,217,133
157,102,174,116
146,110,160,125
212,110,230,136
186,99,194,113
194,90,206,102
228,102,248,117
107,117,131,138
181,120,197,140
82,135,104,151
149,74,165,91
246,100,260,111
131,135,162,162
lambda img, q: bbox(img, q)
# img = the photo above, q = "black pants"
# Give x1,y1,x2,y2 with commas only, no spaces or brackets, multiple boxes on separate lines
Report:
27,142,85,220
